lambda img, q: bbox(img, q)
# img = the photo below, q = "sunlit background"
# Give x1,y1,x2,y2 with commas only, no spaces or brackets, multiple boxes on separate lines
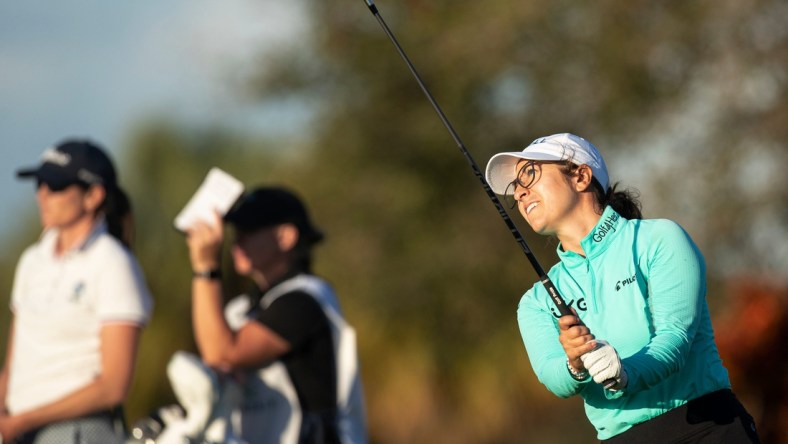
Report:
1,1,787,443
1,1,309,231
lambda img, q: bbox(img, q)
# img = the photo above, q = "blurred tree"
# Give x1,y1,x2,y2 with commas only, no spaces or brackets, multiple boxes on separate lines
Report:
234,0,787,442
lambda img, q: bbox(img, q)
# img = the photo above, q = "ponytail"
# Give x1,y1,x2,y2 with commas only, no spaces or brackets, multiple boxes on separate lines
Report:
560,161,643,220
602,183,642,220
100,186,135,249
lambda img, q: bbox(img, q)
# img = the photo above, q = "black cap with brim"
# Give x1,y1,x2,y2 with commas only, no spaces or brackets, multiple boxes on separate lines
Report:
16,139,117,189
224,187,324,245
17,162,80,190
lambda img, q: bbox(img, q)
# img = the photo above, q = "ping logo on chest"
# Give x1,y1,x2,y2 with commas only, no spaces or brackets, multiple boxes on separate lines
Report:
615,274,637,291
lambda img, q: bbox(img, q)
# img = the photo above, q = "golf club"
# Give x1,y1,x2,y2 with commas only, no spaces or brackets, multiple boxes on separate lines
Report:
362,0,622,390
361,0,572,317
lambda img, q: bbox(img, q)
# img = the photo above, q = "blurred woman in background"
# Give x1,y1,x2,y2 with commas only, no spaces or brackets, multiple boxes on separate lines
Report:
0,139,153,444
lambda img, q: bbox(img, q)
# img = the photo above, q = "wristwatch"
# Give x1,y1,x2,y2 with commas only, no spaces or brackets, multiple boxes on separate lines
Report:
567,360,589,381
193,268,222,280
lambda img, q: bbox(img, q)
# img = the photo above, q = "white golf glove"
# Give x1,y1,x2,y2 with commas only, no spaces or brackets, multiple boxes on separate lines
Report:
580,340,628,391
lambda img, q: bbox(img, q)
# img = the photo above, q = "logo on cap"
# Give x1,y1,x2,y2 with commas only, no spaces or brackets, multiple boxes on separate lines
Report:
41,148,71,167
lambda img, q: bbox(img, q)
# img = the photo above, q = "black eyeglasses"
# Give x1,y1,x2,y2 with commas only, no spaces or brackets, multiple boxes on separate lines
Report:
513,161,543,190
503,160,567,209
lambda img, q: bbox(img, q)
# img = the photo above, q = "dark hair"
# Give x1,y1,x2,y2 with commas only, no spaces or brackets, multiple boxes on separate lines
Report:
99,186,135,249
293,243,314,274
596,182,643,220
291,210,324,274
560,162,643,220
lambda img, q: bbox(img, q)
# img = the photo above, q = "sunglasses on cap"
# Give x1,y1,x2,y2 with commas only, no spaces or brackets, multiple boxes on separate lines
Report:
36,177,89,192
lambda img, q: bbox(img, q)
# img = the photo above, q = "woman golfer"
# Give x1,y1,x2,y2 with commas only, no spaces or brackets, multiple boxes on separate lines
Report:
0,139,152,443
485,133,759,443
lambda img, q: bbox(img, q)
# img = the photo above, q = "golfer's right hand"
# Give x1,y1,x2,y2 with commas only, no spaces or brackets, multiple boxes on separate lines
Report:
186,211,223,272
558,313,597,373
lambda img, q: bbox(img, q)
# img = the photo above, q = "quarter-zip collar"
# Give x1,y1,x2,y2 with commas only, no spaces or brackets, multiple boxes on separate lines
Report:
556,206,624,266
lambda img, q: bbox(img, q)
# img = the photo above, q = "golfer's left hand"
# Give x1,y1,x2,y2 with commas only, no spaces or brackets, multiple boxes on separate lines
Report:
580,340,628,391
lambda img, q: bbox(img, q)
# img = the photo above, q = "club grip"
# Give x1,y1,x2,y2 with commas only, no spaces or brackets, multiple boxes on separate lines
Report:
542,278,573,317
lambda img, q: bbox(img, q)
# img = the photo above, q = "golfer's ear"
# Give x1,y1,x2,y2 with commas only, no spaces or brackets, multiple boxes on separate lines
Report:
276,223,299,252
574,165,594,192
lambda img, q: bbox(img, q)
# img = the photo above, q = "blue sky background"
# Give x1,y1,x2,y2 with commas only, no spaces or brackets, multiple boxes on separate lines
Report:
0,1,306,236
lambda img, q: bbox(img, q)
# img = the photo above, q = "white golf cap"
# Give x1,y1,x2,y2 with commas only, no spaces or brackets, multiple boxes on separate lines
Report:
485,133,609,195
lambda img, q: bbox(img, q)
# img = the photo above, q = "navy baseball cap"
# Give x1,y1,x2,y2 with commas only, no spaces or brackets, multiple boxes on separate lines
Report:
17,139,117,191
224,187,324,245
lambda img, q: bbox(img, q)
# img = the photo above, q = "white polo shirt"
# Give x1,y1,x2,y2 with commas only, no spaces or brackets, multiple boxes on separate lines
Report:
7,221,153,414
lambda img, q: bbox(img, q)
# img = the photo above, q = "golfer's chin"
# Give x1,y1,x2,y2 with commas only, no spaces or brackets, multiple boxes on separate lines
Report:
525,220,548,236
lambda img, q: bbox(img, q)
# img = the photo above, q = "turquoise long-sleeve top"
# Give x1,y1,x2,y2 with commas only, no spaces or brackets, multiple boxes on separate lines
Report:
517,206,730,440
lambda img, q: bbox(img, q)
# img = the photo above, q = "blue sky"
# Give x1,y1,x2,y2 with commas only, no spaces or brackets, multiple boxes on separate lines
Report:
0,1,307,236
